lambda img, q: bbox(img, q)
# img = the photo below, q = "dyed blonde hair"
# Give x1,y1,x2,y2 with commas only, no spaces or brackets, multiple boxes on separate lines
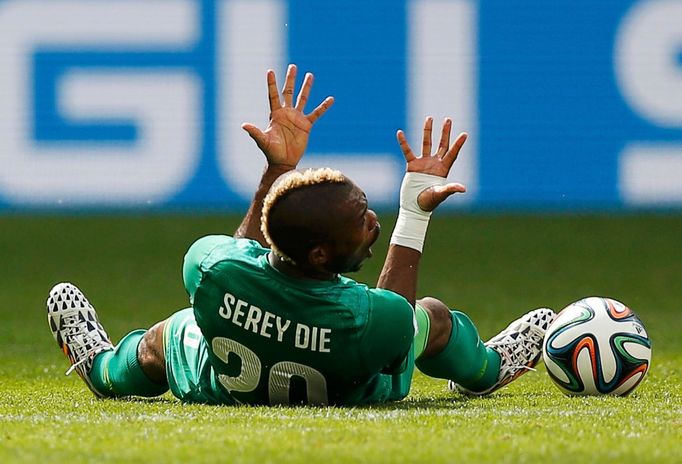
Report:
261,168,347,264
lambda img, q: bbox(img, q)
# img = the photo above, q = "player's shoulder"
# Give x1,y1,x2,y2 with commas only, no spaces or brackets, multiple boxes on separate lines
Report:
303,278,410,331
366,287,414,324
329,278,400,306
333,279,413,324
187,235,268,269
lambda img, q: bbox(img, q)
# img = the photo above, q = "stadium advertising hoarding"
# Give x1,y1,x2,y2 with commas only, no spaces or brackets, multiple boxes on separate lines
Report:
0,0,681,211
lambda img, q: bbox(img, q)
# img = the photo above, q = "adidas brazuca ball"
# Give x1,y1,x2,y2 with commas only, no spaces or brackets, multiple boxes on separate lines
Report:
542,297,651,396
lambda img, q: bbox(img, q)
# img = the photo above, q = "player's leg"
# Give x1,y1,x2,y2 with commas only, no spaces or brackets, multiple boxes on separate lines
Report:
47,282,168,398
413,297,501,392
89,321,169,397
447,305,556,395
413,296,556,395
163,307,235,405
136,320,167,384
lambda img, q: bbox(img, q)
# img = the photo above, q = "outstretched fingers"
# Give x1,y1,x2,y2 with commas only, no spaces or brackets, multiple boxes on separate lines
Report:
267,70,281,112
396,130,417,162
442,132,468,168
437,118,452,156
282,64,297,107
422,117,433,157
295,72,313,111
306,96,335,124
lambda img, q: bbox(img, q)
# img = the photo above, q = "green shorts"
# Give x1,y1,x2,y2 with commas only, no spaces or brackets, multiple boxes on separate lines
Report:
163,308,234,405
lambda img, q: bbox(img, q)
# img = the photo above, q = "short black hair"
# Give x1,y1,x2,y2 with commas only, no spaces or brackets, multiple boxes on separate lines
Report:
261,168,350,264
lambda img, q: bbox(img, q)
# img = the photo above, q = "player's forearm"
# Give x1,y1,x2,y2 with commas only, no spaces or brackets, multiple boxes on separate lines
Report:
376,173,437,305
234,164,293,245
377,245,421,306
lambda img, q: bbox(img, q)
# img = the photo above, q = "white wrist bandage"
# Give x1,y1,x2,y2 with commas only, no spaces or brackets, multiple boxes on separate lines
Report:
390,172,447,252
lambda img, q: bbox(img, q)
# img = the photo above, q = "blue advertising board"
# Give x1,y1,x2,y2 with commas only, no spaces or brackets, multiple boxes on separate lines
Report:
0,0,681,210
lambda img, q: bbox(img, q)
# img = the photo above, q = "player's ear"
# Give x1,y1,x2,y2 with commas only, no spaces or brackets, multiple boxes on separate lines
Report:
308,245,330,267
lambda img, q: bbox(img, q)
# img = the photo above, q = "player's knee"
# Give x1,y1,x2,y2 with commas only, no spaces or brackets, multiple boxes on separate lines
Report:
137,321,168,385
417,297,453,357
418,296,451,327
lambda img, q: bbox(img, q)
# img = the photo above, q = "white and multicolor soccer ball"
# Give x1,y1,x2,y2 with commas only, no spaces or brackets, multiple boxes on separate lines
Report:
542,297,651,396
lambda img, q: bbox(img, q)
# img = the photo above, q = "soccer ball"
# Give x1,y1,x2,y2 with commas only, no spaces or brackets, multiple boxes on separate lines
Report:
542,297,651,396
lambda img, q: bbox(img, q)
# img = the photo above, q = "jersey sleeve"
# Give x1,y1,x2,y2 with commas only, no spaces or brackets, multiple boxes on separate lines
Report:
360,288,416,375
182,235,268,303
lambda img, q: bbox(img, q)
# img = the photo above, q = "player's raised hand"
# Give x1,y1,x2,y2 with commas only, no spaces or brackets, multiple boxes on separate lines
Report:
396,117,468,212
241,64,335,169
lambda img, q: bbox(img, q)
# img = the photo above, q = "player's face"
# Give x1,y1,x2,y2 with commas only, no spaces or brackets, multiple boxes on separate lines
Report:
325,184,381,274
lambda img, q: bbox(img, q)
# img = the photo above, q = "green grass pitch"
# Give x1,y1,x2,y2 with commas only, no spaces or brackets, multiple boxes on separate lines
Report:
1,214,680,463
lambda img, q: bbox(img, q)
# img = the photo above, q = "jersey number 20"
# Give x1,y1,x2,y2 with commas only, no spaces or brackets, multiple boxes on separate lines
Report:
212,336,329,406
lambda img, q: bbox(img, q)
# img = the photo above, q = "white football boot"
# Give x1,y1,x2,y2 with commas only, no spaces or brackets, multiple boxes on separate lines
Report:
47,283,113,397
449,308,556,395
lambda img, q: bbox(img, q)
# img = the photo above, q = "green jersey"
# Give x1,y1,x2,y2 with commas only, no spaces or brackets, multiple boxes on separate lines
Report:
183,235,416,406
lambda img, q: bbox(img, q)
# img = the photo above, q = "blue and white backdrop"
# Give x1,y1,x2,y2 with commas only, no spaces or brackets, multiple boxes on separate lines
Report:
1,0,681,210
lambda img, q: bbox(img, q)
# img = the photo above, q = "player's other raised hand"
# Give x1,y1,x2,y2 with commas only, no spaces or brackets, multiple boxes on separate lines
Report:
242,64,335,170
396,117,468,212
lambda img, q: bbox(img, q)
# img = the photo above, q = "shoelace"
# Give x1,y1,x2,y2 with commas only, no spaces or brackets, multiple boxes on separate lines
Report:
65,353,96,376
487,326,545,372
61,319,108,376
488,340,538,372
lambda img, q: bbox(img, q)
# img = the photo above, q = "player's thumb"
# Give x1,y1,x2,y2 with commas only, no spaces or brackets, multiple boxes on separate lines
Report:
241,123,266,148
418,183,467,211
435,183,467,205
439,183,466,195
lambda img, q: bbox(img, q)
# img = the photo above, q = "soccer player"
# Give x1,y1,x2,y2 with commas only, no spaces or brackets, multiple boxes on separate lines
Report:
47,64,556,405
